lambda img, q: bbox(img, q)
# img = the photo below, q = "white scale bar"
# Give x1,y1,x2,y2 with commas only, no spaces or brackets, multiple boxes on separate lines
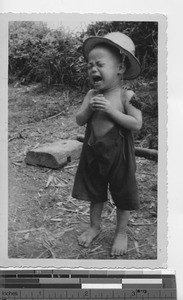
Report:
122,278,162,284
82,283,123,289
82,279,162,289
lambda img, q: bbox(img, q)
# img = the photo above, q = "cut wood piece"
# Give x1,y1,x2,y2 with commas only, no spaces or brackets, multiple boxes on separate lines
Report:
135,147,158,161
25,139,82,169
76,135,158,161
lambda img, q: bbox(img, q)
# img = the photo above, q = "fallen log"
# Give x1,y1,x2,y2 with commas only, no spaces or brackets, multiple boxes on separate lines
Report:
76,134,158,162
135,147,158,162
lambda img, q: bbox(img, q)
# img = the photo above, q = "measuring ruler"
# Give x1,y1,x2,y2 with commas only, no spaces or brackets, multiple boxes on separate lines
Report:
0,270,176,299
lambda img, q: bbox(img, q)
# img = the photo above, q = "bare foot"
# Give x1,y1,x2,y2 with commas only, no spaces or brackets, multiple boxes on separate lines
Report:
111,233,128,256
78,227,100,247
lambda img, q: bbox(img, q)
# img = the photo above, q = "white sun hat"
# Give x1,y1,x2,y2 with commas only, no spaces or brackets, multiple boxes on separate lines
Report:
83,32,141,80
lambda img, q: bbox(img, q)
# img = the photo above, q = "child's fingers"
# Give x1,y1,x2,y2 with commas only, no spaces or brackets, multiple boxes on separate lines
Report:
90,100,104,110
92,103,106,110
90,97,110,111
92,98,107,104
92,100,106,106
92,104,103,110
91,95,105,102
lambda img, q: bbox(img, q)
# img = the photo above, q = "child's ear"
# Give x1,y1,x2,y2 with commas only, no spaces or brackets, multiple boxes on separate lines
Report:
118,63,126,75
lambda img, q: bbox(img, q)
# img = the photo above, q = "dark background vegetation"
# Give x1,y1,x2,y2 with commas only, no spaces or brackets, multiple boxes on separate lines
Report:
9,21,158,85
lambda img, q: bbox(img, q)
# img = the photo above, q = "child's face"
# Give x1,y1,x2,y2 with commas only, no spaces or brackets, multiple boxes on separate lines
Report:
87,46,123,91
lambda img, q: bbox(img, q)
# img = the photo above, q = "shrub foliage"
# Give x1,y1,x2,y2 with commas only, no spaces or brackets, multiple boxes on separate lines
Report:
9,21,157,86
9,21,86,86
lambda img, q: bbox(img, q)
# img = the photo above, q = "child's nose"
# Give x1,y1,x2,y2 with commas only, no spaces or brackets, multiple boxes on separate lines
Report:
91,65,98,73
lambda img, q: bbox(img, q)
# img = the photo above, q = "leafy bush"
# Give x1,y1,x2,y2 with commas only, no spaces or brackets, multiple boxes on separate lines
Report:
9,21,157,86
9,22,87,87
9,22,49,83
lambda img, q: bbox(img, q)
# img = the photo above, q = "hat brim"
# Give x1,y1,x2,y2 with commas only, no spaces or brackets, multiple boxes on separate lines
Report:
83,36,141,80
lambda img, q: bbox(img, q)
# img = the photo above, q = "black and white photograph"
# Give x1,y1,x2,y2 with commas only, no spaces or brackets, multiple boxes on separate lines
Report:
0,13,167,268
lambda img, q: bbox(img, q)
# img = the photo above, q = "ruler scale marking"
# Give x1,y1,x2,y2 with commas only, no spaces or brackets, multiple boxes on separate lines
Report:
0,270,177,300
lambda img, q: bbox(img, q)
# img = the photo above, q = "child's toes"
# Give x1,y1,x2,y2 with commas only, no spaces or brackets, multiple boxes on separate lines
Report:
78,235,85,246
78,237,87,246
78,232,91,247
119,249,125,256
78,227,100,248
83,239,91,248
111,247,117,257
115,249,121,256
111,233,128,257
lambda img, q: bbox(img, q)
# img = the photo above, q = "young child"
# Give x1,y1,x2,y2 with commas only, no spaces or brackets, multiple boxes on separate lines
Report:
72,32,142,257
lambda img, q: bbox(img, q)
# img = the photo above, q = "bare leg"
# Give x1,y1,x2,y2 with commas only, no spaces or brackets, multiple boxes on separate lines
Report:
111,209,129,256
78,202,104,247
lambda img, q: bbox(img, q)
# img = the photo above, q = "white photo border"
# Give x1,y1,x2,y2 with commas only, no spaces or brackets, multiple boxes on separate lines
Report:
0,13,167,268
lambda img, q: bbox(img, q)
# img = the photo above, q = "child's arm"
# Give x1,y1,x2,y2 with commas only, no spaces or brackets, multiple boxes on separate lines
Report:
123,90,143,131
109,102,142,131
76,90,95,126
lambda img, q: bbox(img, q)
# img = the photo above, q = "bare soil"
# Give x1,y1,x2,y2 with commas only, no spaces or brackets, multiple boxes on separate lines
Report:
8,84,157,259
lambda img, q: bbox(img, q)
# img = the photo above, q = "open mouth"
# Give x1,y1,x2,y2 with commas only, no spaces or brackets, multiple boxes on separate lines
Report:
92,75,102,83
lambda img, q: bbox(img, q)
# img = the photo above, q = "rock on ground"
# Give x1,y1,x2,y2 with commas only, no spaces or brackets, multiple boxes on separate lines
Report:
25,139,82,169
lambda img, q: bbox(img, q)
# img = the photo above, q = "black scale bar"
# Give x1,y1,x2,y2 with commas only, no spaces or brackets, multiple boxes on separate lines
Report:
1,284,81,289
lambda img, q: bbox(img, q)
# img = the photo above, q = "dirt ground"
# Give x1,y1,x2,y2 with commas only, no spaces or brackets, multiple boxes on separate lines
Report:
8,84,157,259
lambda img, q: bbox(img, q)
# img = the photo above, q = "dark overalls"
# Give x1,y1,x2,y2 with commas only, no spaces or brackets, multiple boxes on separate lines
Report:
72,121,139,210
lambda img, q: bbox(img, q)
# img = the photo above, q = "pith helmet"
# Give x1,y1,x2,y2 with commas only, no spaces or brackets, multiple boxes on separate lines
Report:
83,31,141,80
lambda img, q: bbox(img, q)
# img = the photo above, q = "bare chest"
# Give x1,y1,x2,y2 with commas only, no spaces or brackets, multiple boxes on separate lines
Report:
91,96,125,139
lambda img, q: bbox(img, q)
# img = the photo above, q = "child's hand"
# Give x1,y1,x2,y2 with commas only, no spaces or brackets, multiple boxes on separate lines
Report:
89,94,112,113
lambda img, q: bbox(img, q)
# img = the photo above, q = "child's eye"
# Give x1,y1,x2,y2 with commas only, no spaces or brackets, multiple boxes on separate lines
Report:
97,63,104,67
87,64,92,70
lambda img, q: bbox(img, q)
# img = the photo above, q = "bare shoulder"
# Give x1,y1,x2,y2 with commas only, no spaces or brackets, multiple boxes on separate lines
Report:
124,89,142,110
125,89,135,100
